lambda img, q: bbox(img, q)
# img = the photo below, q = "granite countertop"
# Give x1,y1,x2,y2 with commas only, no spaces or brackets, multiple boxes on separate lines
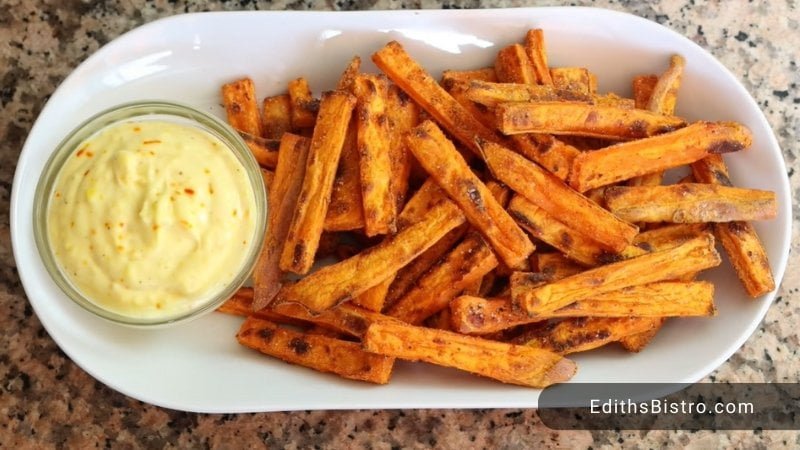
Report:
1,0,797,448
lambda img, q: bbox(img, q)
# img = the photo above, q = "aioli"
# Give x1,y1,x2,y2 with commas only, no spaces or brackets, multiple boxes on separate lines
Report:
48,120,258,319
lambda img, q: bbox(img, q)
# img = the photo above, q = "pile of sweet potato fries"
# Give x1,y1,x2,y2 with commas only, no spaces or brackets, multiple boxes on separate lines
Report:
216,29,777,388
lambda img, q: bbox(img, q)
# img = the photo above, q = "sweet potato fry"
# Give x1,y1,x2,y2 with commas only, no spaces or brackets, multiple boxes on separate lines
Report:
692,154,775,297
354,277,392,312
386,84,419,211
550,67,592,94
513,317,658,355
441,67,497,90
395,179,447,229
280,91,357,274
324,118,365,231
451,281,714,334
512,233,721,315
252,133,310,309
509,133,580,181
336,56,361,91
592,93,635,109
261,168,274,192
372,40,498,155
406,121,535,269
632,223,710,253
238,132,279,169
238,317,394,384
353,74,397,236
496,101,686,139
446,80,497,129
479,139,638,252
524,29,553,85
618,317,666,352
508,195,646,266
387,232,499,324
262,94,292,140
362,321,576,387
534,253,586,279
276,200,466,312
605,184,778,223
648,55,685,115
465,80,590,107
288,77,318,129
495,44,537,85
569,121,752,192
217,287,308,328
222,77,263,137
632,74,658,109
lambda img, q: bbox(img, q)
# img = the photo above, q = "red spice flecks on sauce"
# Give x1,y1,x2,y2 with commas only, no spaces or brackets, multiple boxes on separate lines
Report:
184,188,195,195
143,140,161,145
76,147,87,157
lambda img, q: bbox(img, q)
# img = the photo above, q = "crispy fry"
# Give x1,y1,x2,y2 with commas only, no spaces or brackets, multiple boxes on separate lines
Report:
447,80,497,129
353,277,392,312
337,56,361,91
550,67,592,94
362,321,576,387
495,44,537,85
569,121,752,192
354,74,397,236
632,223,710,253
262,94,292,140
479,139,638,252
509,133,580,181
692,154,775,297
593,93,635,109
524,29,553,85
534,253,586,279
276,200,466,312
512,233,721,315
496,101,686,139
508,195,646,266
280,91,357,274
513,317,657,355
252,133,311,309
217,287,308,328
605,184,778,223
395,179,448,229
425,309,453,331
632,74,658,109
406,121,535,269
372,40,498,155
386,84,419,212
222,77,263,137
324,117,365,231
465,80,590,107
618,317,666,352
451,281,715,335
261,168,274,192
288,77,318,129
648,55,685,115
387,232,499,324
238,132,279,169
441,67,497,90
238,317,394,384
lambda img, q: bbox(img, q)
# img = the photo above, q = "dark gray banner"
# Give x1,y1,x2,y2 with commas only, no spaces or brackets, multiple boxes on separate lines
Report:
539,383,800,430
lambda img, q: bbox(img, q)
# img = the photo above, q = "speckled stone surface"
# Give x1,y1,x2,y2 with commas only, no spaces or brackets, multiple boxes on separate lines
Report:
1,0,797,448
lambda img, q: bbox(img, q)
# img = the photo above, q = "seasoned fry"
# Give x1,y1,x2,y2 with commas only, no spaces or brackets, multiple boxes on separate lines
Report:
632,74,658,109
260,168,274,192
496,101,686,139
324,118,365,231
465,80,590,107
280,91,357,274
451,281,715,335
372,40,498,155
441,67,497,90
288,77,318,129
495,44,537,85
632,223,710,253
262,94,292,139
447,80,497,129
524,29,553,85
605,184,778,223
238,317,394,384
386,84,419,211
508,195,645,266
550,67,592,94
362,321,576,387
222,77,263,137
593,93,635,109
354,277,392,312
337,56,361,91
509,133,580,181
238,132,280,168
387,232,499,324
534,253,586,279
479,139,638,252
354,74,397,236
513,317,658,355
618,317,666,352
692,154,775,297
396,179,448,229
276,200,466,312
569,121,752,192
217,287,308,328
512,233,721,315
406,121,535,269
252,133,310,309
648,55,685,115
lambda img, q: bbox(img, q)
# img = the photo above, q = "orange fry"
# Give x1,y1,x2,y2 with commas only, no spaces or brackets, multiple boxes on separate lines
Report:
222,77,263,137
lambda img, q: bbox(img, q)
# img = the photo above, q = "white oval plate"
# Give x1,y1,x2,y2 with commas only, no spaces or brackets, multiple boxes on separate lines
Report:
11,8,791,413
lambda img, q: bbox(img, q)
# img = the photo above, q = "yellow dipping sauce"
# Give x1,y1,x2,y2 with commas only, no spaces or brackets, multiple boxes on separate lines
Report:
47,120,258,319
